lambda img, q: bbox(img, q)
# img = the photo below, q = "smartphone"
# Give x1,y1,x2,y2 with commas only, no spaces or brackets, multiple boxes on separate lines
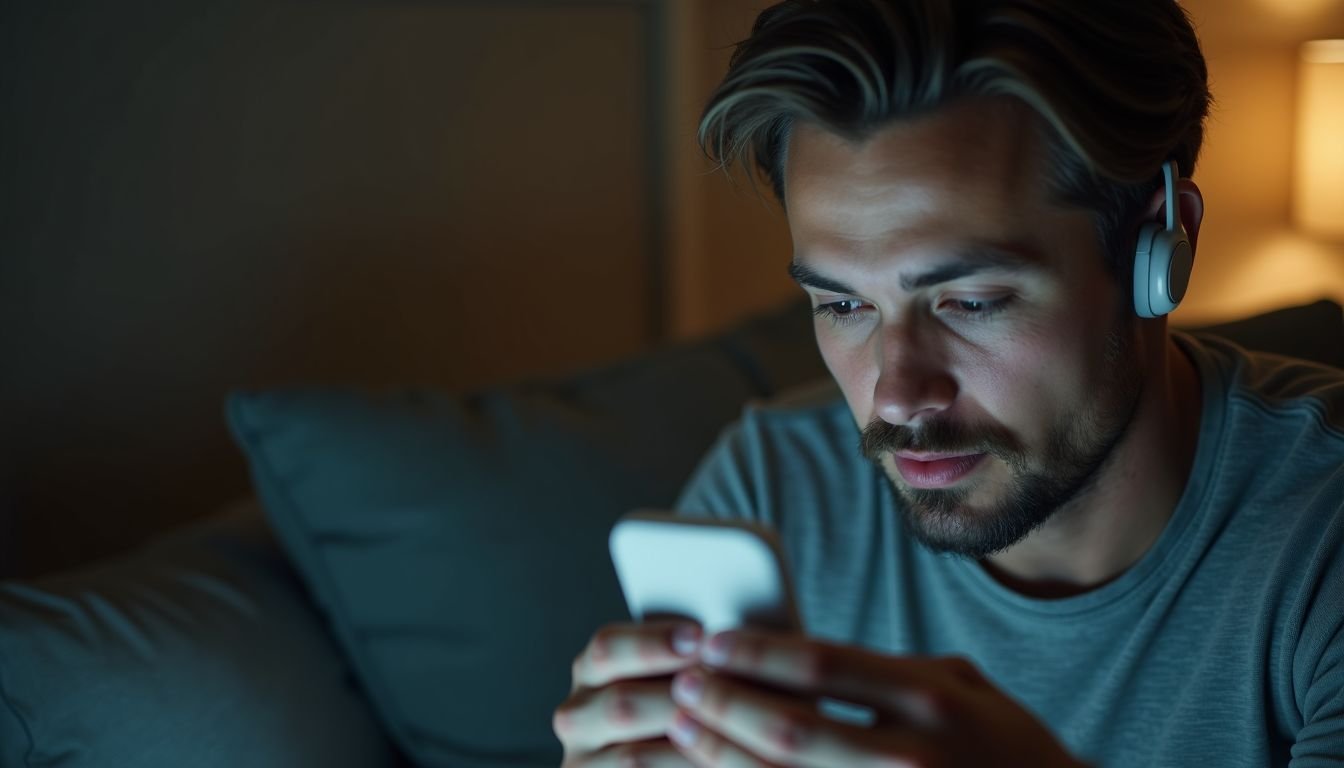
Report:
608,510,802,635
609,511,876,727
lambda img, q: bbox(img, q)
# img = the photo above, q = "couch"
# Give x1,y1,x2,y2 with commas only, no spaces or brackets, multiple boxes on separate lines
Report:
2,299,1341,768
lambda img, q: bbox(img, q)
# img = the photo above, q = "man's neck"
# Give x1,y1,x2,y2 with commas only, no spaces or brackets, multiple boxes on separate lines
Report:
982,332,1204,597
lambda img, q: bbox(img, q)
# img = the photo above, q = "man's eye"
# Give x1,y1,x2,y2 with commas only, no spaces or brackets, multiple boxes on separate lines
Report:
812,299,869,327
943,296,1012,318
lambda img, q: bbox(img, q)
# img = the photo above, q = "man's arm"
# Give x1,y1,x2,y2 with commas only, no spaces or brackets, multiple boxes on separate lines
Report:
1288,471,1344,765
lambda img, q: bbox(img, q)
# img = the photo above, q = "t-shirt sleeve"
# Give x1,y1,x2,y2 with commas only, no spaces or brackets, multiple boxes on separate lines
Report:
1290,469,1344,765
673,418,760,523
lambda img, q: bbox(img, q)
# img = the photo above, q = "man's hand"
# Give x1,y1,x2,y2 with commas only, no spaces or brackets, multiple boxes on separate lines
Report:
665,629,1087,767
555,621,704,767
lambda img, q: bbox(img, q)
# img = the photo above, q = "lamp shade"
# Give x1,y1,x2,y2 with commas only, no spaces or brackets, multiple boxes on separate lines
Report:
1294,40,1344,239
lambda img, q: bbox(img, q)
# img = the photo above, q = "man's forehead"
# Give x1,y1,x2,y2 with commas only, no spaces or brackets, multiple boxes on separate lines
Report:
783,99,1045,212
781,100,1059,250
779,98,1112,288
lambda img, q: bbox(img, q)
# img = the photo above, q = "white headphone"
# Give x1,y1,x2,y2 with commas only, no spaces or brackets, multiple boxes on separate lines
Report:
1132,160,1193,318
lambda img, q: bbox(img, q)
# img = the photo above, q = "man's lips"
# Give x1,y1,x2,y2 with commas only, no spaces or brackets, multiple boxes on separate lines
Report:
892,451,988,489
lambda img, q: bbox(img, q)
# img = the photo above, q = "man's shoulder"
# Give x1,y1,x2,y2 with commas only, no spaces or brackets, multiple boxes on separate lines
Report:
1182,332,1344,515
1230,350,1344,433
1188,331,1344,438
735,378,859,448
675,378,871,521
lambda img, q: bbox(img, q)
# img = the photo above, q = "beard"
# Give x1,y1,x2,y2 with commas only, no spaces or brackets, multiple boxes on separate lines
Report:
860,321,1144,559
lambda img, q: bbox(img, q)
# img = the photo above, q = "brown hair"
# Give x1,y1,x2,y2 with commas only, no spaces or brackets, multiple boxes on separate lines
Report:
698,0,1212,273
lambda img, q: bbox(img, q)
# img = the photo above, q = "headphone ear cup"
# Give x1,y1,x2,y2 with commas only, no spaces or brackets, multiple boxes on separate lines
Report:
1133,223,1192,318
1132,223,1161,318
1160,229,1194,314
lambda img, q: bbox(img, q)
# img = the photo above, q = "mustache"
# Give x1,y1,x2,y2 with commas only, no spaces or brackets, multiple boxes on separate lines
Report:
860,417,1021,461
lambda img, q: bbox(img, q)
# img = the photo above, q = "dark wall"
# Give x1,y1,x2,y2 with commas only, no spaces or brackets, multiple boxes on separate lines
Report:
1,2,667,577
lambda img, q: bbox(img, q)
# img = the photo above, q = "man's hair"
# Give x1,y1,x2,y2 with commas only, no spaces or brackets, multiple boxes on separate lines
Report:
698,0,1212,274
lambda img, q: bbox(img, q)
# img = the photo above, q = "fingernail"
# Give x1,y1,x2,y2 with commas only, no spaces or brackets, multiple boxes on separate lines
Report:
672,670,704,706
668,711,700,747
671,624,700,656
702,632,733,666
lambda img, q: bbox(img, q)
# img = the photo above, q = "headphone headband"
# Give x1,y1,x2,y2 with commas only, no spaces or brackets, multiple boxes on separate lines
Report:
1163,161,1177,232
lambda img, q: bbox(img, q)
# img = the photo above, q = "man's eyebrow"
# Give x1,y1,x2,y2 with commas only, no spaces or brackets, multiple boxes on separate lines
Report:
787,261,856,295
789,246,1038,294
900,247,1037,291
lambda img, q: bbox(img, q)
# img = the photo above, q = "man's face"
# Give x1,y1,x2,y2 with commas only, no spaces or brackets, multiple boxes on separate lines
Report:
784,99,1144,558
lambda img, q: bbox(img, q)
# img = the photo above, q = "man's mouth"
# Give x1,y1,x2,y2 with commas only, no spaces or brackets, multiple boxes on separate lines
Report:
892,451,988,489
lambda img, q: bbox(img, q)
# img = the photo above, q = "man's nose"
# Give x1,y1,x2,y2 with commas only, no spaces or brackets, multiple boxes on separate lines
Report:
872,324,957,426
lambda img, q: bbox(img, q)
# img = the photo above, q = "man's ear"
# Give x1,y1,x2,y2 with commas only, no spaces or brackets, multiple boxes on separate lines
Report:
1142,178,1205,254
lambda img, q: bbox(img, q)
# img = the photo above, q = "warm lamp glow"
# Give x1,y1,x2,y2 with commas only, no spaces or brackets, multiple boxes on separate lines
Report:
1173,228,1344,324
1294,40,1344,239
1255,0,1339,20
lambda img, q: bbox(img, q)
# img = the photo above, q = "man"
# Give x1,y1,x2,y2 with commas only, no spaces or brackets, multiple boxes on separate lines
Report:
555,1,1344,765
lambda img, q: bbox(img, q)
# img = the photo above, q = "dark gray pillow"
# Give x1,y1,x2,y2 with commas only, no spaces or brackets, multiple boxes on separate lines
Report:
1188,299,1344,369
226,302,827,768
0,501,399,768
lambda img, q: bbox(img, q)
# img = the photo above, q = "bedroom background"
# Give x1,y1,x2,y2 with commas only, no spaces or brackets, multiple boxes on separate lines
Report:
2,0,1342,578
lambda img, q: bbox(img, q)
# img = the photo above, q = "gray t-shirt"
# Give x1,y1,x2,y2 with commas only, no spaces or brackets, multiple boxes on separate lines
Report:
675,333,1344,767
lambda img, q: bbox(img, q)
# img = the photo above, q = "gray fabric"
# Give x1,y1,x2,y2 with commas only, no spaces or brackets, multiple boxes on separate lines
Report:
225,301,829,768
677,333,1344,767
0,500,400,768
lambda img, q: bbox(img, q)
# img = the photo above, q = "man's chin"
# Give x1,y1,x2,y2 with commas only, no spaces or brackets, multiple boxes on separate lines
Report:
899,500,1028,558
886,470,1045,558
